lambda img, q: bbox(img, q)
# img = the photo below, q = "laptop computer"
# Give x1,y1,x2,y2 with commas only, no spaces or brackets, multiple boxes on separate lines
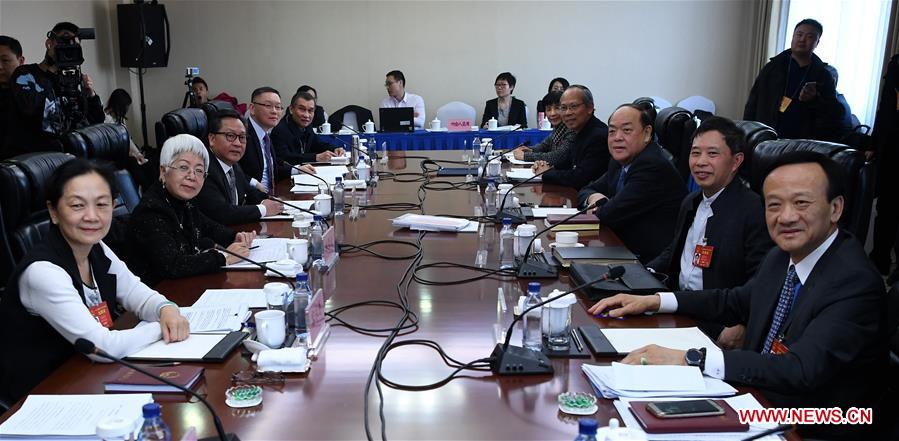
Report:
379,107,415,132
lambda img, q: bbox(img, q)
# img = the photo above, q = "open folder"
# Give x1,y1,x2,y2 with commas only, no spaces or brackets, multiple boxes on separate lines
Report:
125,332,246,362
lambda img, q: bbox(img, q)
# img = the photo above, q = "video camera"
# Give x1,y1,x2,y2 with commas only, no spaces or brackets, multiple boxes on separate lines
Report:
49,27,95,130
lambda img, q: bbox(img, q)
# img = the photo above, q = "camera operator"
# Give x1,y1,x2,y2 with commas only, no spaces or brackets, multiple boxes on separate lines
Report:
0,35,25,158
6,22,103,157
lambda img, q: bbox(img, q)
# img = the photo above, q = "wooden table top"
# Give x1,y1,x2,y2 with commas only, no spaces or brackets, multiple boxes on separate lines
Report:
0,151,794,441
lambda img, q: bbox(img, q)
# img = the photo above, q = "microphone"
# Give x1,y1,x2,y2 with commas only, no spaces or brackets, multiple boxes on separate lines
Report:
267,195,329,228
199,238,295,287
490,265,626,375
477,125,526,181
516,197,608,278
74,338,238,441
338,126,379,163
282,160,335,217
494,166,553,224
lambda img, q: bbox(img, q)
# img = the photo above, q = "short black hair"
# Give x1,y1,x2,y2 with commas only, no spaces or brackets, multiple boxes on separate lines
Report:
297,85,317,96
191,76,208,89
104,89,132,124
495,72,516,88
50,22,79,36
208,108,244,133
541,91,563,108
386,70,405,86
762,150,846,202
290,91,316,107
0,35,23,58
548,77,569,93
613,103,654,129
795,18,823,37
631,99,657,127
46,158,117,209
692,116,746,155
251,86,280,103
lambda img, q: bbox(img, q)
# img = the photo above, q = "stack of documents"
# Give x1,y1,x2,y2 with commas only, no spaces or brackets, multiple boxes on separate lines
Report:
582,362,737,399
529,207,579,218
223,238,288,269
505,168,539,181
179,303,250,333
291,165,349,193
391,214,475,232
192,289,267,309
502,152,534,166
0,394,152,439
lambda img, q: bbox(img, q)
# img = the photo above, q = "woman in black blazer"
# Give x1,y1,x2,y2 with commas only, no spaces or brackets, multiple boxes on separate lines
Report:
482,72,528,128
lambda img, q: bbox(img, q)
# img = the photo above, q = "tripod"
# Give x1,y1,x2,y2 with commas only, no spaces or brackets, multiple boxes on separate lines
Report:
181,76,198,108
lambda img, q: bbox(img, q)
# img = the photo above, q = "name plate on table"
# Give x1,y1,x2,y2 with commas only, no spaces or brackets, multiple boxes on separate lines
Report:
322,226,338,267
447,119,472,132
306,288,328,350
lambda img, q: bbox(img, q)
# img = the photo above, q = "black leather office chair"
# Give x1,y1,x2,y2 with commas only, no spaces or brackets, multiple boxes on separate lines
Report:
751,139,873,239
62,123,131,169
654,107,696,180
735,120,778,181
328,105,374,132
160,108,208,145
201,99,235,122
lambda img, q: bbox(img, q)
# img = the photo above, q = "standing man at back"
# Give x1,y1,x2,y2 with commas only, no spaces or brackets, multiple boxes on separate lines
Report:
0,35,25,158
380,70,425,129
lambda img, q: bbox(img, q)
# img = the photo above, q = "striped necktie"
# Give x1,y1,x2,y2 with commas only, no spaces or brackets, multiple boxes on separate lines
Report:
762,265,801,353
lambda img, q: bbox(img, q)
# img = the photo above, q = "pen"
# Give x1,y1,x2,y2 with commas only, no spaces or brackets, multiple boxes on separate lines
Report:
570,329,583,352
249,245,260,250
149,362,181,367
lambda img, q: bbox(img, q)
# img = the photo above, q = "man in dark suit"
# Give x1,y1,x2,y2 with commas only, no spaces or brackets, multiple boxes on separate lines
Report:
533,85,610,190
577,103,686,263
239,86,294,193
271,90,345,165
195,109,282,225
590,152,888,439
647,116,773,348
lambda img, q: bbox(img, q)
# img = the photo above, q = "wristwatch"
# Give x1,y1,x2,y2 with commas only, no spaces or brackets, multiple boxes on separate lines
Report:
685,347,707,371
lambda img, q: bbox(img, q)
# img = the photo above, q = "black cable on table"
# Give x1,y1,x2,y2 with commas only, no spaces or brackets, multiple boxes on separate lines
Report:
412,261,517,285
377,339,494,391
338,239,421,260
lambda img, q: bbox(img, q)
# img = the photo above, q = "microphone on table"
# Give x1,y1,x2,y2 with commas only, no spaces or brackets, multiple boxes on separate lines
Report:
282,160,335,217
490,265,626,375
199,238,295,288
266,195,329,228
494,166,552,224
477,125,525,182
74,338,238,441
516,197,608,278
339,124,379,162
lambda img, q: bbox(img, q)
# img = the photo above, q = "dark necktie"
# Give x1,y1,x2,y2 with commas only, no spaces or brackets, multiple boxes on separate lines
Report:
262,133,274,192
615,168,628,195
762,265,801,353
226,168,238,204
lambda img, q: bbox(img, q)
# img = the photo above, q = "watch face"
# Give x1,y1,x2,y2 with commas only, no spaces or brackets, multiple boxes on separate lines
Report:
686,349,702,365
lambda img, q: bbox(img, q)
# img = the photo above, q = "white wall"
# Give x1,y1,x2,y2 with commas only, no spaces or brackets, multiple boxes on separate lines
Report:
1,0,758,147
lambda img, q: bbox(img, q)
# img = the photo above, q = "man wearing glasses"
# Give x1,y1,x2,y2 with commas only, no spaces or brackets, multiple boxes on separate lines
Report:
380,70,425,129
196,109,284,225
272,90,345,164
240,86,294,193
533,85,610,190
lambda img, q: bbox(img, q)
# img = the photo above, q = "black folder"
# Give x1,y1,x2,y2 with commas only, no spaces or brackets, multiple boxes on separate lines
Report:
570,262,666,300
126,331,248,362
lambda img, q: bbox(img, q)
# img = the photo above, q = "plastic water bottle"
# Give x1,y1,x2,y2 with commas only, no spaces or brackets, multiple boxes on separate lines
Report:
333,177,345,214
522,282,542,351
137,403,171,441
573,418,599,441
484,179,497,216
499,218,515,269
293,272,311,341
477,152,487,177
310,216,324,260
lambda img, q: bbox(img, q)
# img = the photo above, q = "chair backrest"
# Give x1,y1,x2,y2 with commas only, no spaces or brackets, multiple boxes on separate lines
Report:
435,102,476,128
328,105,374,132
341,112,358,131
648,96,672,110
750,139,871,238
200,100,235,122
676,95,716,115
735,120,778,181
61,123,131,169
654,106,696,180
160,108,208,145
114,169,141,214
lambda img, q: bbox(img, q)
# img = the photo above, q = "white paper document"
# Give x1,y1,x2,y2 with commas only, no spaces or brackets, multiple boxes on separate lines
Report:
601,327,720,353
192,289,267,309
582,363,737,399
180,304,249,333
391,214,472,232
127,333,226,360
260,213,293,220
610,362,705,391
505,168,539,181
530,207,579,218
0,393,151,438
223,238,287,269
502,152,534,165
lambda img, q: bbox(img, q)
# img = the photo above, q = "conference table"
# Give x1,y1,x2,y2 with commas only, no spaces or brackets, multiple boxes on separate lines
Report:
0,151,795,440
320,128,551,151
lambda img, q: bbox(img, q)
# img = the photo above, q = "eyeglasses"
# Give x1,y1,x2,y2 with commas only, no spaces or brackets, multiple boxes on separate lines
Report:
167,164,207,178
559,103,585,112
252,102,284,112
211,131,247,143
494,83,510,88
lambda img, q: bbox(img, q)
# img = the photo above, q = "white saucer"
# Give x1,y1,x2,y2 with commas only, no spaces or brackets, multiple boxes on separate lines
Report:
425,127,448,132
549,242,584,248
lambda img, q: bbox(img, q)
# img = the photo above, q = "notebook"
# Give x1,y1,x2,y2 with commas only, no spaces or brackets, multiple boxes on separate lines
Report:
628,399,748,433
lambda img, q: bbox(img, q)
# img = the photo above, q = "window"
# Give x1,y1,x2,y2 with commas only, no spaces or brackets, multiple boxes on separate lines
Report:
782,0,893,126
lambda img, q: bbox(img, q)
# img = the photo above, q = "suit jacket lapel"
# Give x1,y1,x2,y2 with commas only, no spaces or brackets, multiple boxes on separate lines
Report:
748,251,790,350
781,232,844,333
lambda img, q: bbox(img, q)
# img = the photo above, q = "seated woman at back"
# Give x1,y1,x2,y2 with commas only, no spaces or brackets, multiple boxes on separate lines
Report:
512,91,575,164
536,77,569,114
104,88,147,165
128,134,255,286
481,72,528,128
0,159,190,403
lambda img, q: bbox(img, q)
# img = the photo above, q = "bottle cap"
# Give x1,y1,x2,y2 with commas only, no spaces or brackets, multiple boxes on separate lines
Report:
141,402,161,418
527,281,541,292
296,272,308,282
502,217,512,225
335,176,342,182
578,418,598,435
314,215,323,222
488,178,495,184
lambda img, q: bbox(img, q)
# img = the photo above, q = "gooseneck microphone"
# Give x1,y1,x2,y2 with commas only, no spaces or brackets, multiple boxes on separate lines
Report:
266,195,329,228
282,160,336,217
199,238,295,288
490,265,626,375
74,338,237,441
476,125,526,182
494,166,552,224
337,126,379,162
516,197,608,278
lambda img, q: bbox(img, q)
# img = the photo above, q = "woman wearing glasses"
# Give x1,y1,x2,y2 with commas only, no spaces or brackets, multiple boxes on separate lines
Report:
511,91,575,164
129,134,256,286
0,158,190,403
481,72,528,128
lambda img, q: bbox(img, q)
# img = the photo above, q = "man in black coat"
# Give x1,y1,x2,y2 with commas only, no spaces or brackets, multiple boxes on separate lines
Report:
271,90,344,165
743,18,844,141
534,85,610,190
196,109,282,225
647,116,773,348
577,103,685,263
590,151,888,440
239,86,294,193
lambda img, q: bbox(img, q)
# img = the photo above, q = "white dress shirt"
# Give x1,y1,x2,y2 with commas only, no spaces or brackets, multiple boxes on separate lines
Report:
216,157,266,217
678,187,725,290
658,229,840,379
380,92,426,129
19,242,172,362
